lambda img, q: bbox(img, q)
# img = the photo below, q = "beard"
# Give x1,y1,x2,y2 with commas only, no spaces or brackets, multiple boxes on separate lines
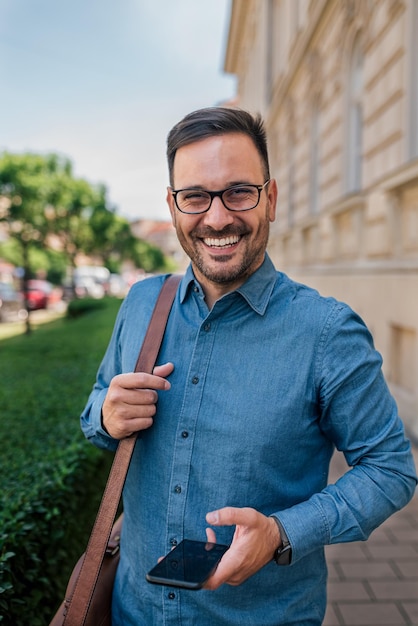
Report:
191,248,260,285
174,217,271,286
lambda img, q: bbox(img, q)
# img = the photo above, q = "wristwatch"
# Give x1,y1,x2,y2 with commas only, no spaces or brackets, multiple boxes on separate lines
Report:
271,516,292,566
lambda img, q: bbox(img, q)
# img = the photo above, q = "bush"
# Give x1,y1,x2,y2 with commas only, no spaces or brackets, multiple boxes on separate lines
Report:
0,298,121,625
66,296,107,318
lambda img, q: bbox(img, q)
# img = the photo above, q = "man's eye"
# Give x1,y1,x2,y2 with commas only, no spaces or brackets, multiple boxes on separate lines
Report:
228,187,253,196
184,191,206,200
226,186,254,199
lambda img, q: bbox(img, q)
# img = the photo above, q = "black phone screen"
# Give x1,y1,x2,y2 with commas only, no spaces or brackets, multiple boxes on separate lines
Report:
146,539,229,590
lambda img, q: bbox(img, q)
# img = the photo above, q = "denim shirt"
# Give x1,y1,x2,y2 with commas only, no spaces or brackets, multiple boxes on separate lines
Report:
81,254,417,626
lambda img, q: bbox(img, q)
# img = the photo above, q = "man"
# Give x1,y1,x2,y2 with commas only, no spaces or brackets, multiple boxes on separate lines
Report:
81,107,417,626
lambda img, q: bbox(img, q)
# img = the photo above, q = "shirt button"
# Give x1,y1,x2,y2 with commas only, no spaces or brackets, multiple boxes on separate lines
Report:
193,286,199,293
168,591,176,600
170,538,178,546
192,376,199,384
181,431,189,438
204,323,211,332
174,485,182,494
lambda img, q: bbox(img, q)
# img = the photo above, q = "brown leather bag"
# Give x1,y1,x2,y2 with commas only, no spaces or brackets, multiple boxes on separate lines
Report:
50,274,180,626
49,516,123,626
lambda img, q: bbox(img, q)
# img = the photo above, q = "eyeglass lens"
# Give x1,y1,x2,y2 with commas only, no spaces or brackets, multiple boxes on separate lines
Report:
176,185,262,214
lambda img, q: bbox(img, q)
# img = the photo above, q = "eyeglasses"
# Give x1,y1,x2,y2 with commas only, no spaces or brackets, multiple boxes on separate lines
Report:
171,180,271,215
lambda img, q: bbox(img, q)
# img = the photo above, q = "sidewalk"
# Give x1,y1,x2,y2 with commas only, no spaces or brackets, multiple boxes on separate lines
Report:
324,445,418,626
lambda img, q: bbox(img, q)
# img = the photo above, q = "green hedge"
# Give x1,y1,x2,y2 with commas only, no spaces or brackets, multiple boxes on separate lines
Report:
0,298,121,625
66,296,107,318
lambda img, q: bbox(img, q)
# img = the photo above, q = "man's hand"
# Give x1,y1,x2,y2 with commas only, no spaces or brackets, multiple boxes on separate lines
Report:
102,362,174,439
203,507,281,590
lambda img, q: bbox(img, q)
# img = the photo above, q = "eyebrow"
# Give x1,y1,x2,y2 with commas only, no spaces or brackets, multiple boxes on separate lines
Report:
177,181,256,190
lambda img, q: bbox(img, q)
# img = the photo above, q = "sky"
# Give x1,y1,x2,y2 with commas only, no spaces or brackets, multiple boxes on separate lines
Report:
0,0,237,221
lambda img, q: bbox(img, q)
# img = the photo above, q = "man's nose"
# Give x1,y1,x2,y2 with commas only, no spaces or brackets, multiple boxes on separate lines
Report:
202,196,235,229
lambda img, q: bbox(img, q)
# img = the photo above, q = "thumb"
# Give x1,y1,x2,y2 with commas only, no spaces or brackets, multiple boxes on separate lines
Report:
153,362,174,377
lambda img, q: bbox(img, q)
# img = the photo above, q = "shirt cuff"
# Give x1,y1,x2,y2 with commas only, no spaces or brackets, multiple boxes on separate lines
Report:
82,388,119,451
271,498,329,564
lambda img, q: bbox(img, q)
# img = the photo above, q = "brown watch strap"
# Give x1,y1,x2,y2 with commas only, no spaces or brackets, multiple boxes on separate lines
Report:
64,274,181,625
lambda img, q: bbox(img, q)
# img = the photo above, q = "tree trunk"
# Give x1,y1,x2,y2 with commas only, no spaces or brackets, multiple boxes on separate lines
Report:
22,242,31,335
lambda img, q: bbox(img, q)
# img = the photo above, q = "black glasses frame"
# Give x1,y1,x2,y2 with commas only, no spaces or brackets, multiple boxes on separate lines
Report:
171,180,271,215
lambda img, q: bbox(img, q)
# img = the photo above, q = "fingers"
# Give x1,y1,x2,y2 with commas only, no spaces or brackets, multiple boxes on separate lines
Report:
204,507,281,590
206,506,257,528
102,362,174,439
205,527,217,543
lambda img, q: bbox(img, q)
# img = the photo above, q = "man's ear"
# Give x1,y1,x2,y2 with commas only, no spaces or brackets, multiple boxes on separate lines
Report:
267,179,278,222
166,187,176,225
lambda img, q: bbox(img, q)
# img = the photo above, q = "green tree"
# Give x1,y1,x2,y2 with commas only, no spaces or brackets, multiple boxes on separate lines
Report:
131,238,170,273
0,237,68,284
86,187,172,274
0,151,173,331
44,164,100,265
0,153,67,332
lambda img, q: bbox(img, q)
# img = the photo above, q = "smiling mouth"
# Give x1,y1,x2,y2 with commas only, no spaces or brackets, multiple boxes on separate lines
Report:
202,235,241,249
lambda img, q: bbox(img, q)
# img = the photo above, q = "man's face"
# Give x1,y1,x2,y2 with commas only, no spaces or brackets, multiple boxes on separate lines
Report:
166,133,277,291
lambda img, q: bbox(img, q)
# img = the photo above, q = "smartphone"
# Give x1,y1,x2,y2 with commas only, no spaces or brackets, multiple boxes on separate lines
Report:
146,539,229,590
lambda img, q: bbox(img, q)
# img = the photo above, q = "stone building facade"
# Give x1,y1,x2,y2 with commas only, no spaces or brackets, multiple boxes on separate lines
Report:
225,0,418,439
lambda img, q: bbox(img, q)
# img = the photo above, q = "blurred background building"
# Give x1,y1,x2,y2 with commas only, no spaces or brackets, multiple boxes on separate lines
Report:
225,0,418,440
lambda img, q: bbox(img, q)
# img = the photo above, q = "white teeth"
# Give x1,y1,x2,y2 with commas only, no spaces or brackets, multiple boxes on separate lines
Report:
203,235,240,248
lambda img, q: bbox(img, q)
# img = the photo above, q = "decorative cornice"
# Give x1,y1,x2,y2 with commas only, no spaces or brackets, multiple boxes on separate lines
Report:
224,0,255,75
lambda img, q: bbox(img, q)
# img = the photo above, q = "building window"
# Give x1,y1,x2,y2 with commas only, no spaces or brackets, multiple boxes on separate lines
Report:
346,34,363,192
309,101,320,214
390,325,416,393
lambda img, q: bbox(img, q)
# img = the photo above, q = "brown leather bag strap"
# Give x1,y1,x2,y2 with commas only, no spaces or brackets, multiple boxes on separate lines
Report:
64,274,181,625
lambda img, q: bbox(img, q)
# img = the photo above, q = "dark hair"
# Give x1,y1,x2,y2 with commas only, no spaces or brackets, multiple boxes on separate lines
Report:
166,107,270,187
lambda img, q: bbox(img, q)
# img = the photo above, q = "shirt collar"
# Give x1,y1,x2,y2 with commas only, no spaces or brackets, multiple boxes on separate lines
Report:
179,254,278,316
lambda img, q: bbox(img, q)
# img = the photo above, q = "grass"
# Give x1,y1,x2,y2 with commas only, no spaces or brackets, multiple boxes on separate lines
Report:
0,298,122,506
0,298,123,625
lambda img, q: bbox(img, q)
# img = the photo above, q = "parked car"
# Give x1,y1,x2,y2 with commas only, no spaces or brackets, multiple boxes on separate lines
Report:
0,282,27,322
26,279,53,310
108,273,129,298
74,276,105,299
62,266,110,300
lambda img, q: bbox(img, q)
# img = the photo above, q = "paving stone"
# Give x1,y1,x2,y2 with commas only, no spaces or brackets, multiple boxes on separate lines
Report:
325,447,418,625
389,528,418,544
327,561,341,581
386,515,418,531
394,560,418,578
327,581,371,601
323,604,341,626
376,511,410,528
338,601,406,625
339,561,398,580
326,543,370,562
369,580,418,600
402,601,418,622
367,544,416,560
368,526,396,544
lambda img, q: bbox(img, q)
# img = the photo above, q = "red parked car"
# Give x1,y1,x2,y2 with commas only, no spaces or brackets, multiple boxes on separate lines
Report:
26,280,53,310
